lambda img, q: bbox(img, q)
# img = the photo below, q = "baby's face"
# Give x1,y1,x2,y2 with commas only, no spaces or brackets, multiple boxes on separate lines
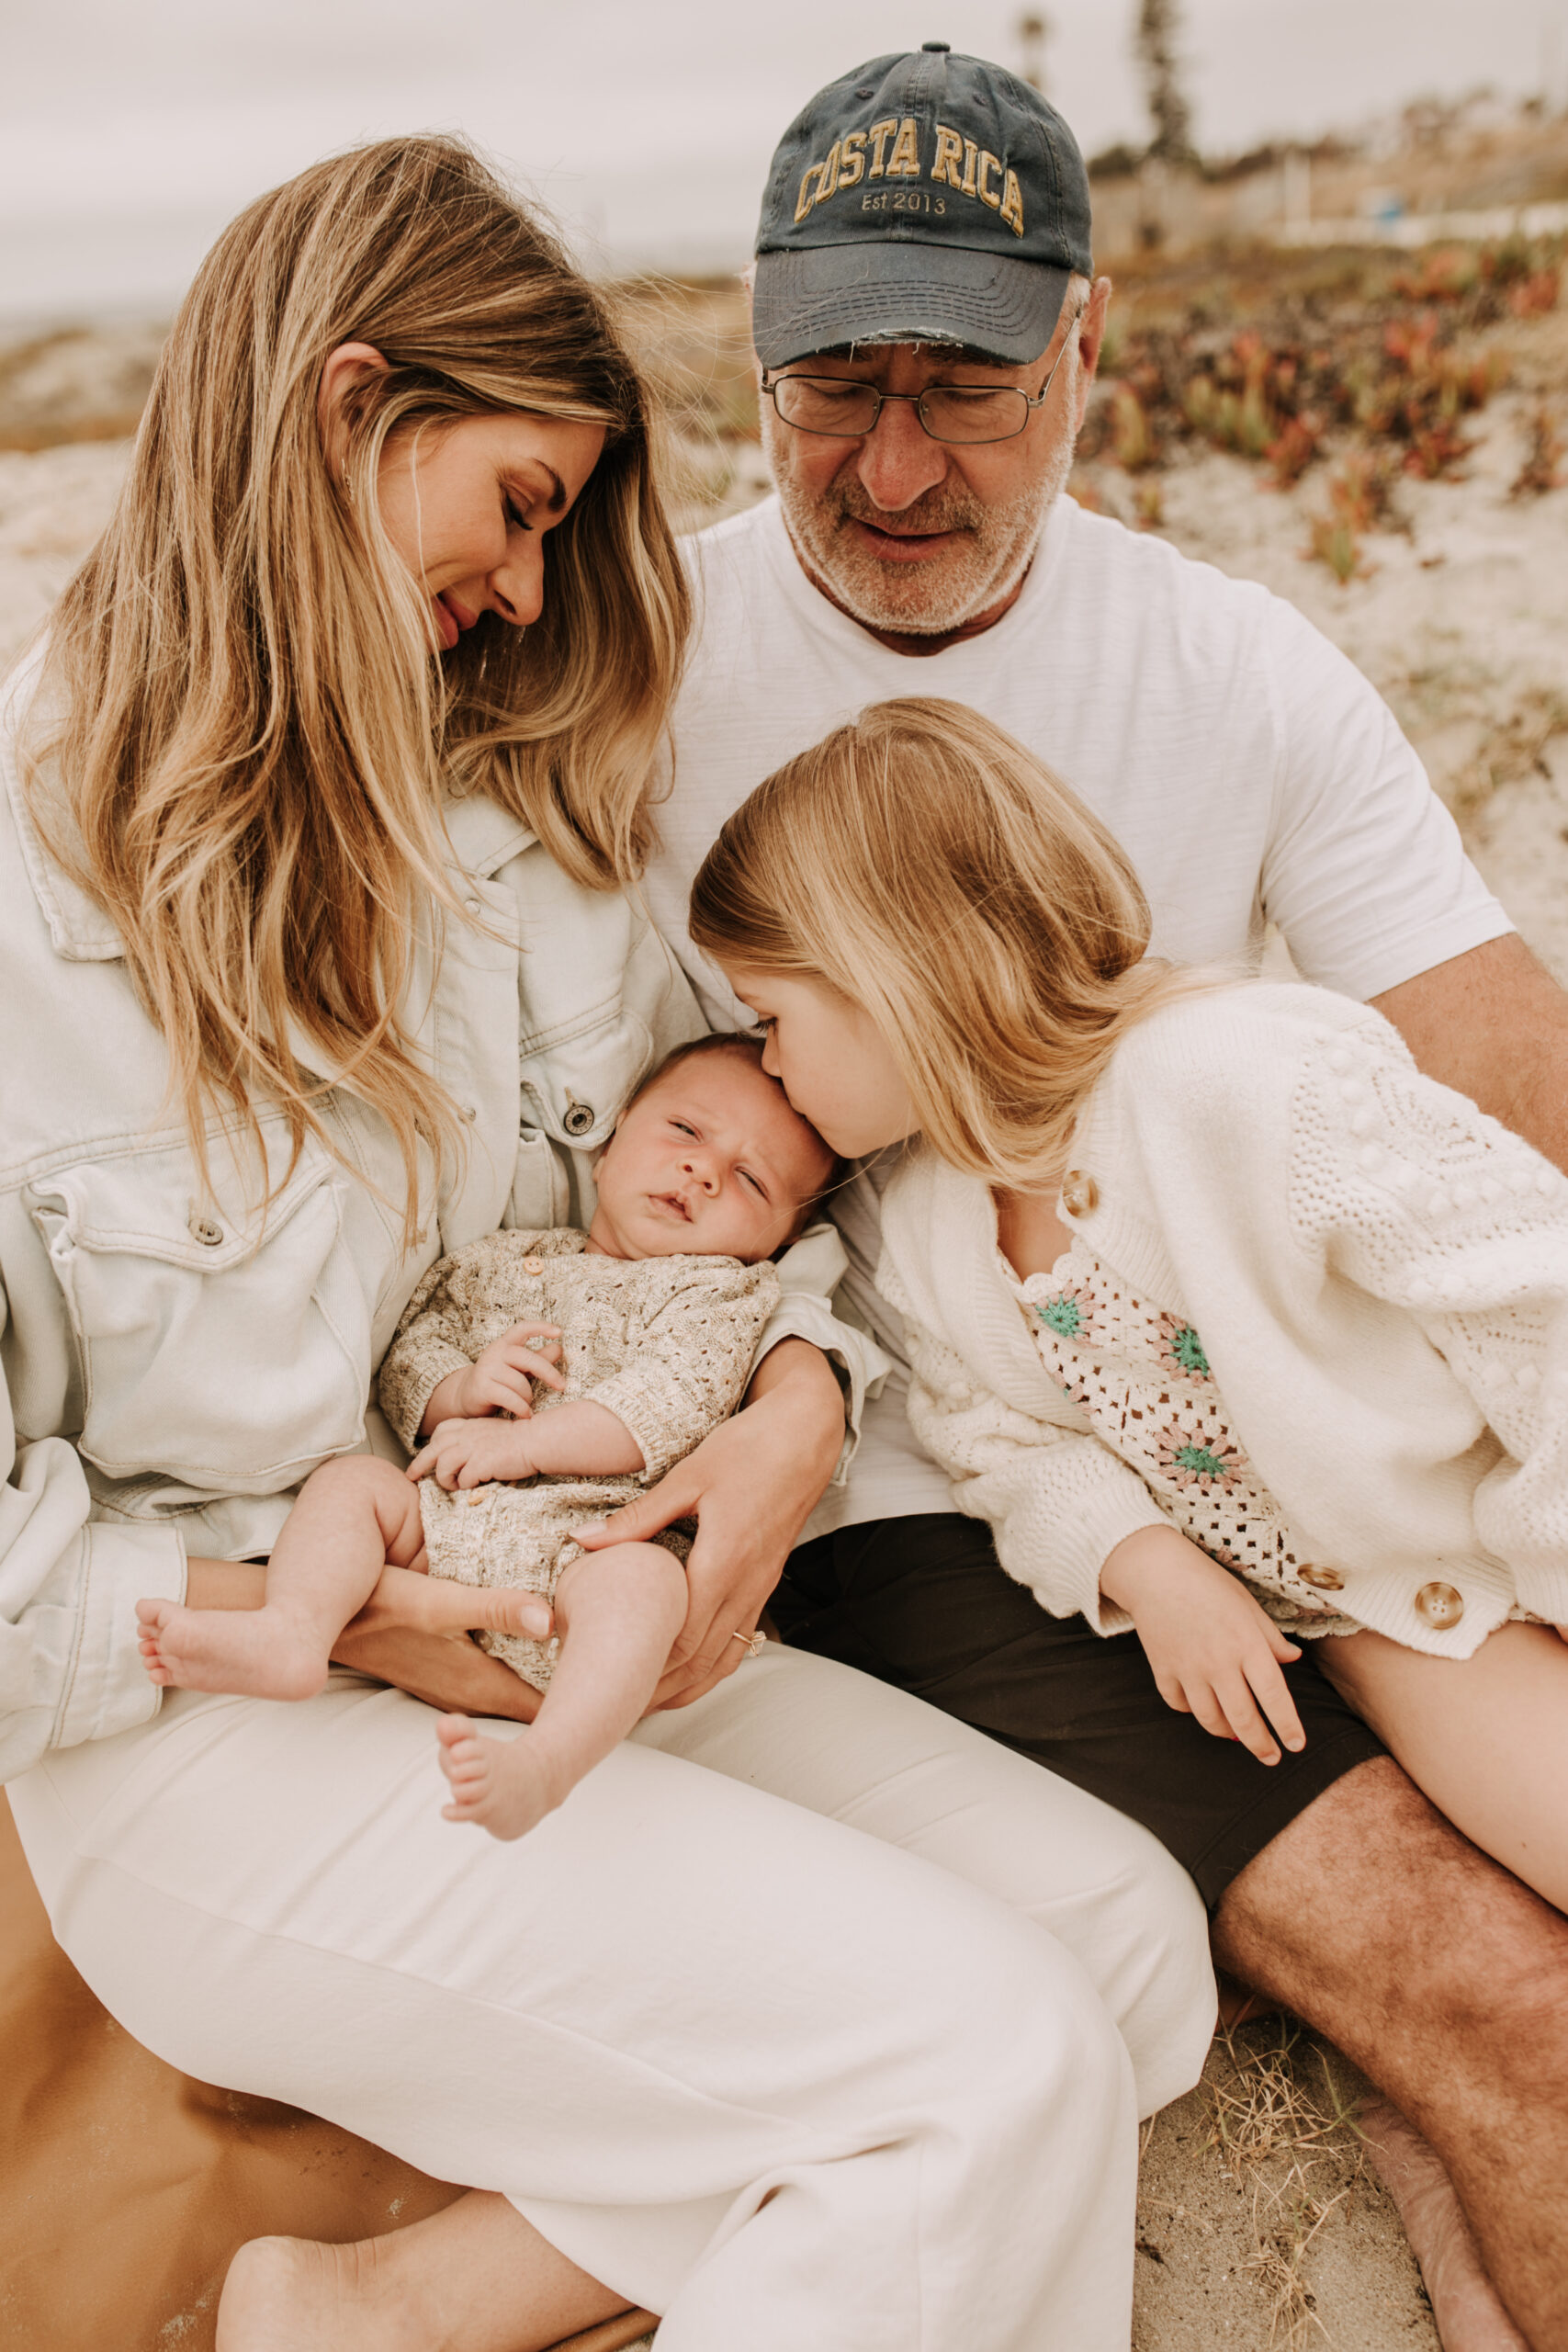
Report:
590,1049,835,1264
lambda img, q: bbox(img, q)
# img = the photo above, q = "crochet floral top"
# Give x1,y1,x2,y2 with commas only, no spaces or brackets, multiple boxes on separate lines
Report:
881,983,1568,1662
1011,1246,1357,1639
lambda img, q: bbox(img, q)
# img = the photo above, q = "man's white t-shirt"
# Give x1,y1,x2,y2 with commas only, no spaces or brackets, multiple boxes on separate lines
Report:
645,491,1513,1537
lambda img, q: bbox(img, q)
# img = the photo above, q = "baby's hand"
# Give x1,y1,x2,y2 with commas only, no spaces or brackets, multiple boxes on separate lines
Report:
1100,1523,1306,1767
423,1324,564,1429
409,1417,539,1491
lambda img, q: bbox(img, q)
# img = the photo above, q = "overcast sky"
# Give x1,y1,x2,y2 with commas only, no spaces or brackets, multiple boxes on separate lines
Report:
4,0,1566,318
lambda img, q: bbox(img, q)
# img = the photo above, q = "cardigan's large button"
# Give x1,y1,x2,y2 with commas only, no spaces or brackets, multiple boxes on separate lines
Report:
1415,1580,1464,1629
1296,1563,1345,1592
1061,1170,1099,1217
562,1100,595,1137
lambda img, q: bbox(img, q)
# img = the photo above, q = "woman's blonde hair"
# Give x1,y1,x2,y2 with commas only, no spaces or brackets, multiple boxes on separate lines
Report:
25,135,688,1231
690,697,1213,1190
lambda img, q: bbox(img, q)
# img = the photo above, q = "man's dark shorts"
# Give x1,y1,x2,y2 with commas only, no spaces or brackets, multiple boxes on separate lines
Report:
774,1514,1387,1912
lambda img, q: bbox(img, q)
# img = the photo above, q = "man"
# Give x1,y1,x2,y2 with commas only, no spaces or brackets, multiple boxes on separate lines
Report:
614,41,1568,2352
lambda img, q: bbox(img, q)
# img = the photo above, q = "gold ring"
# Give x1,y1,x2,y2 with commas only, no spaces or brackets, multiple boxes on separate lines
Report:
729,1629,766,1657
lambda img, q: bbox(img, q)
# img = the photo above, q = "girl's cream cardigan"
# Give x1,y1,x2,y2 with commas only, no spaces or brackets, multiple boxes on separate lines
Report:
878,982,1568,1660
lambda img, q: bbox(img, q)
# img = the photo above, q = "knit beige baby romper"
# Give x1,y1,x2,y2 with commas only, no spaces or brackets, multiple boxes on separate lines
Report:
379,1228,779,1688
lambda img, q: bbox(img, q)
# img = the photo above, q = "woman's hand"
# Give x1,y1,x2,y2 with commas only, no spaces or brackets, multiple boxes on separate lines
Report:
422,1323,564,1431
574,1338,844,1710
409,1417,537,1490
1100,1523,1306,1767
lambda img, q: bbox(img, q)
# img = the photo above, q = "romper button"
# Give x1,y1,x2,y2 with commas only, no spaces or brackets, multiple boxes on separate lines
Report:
523,1255,544,1276
1060,1170,1099,1217
1296,1563,1345,1592
1415,1580,1464,1629
562,1102,595,1137
188,1211,224,1247
467,1490,485,1508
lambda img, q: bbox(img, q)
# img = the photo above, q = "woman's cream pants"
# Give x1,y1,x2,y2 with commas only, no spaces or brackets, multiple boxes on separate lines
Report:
11,1644,1213,2351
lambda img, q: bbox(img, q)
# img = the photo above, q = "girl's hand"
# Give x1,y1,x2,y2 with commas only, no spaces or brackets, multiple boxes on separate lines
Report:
1100,1523,1307,1766
422,1323,564,1430
410,1416,538,1490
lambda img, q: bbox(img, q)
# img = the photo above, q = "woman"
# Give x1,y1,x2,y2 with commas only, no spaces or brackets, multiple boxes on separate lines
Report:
0,140,1210,2350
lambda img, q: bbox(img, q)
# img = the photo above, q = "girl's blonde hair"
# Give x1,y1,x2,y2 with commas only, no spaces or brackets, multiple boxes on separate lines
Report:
690,697,1212,1190
25,135,688,1231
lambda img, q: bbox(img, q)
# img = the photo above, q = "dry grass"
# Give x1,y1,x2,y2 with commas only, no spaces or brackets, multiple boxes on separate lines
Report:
1510,402,1566,496
1447,686,1568,826
1202,2018,1371,2352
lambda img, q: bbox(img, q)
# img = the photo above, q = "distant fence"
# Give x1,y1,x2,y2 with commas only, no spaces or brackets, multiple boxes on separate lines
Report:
1091,154,1568,262
1280,202,1568,249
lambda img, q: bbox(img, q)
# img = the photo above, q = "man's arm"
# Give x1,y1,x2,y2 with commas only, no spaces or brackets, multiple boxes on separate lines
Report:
1372,933,1568,1171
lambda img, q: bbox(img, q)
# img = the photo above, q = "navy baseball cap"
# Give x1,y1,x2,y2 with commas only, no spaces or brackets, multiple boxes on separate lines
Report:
752,42,1093,369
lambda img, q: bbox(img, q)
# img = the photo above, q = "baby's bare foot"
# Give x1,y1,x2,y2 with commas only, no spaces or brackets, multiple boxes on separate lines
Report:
436,1713,563,1840
135,1597,332,1702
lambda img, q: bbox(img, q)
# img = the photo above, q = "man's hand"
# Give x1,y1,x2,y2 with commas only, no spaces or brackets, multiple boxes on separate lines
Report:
409,1416,538,1490
1100,1523,1307,1766
421,1323,563,1431
574,1338,844,1710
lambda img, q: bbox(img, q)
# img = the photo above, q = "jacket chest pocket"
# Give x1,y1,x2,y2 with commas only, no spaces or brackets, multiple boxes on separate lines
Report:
29,1134,373,1494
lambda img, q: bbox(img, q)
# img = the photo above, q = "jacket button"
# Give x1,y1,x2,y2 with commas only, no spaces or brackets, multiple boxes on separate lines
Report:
1296,1563,1345,1592
1415,1580,1464,1629
188,1211,224,1247
562,1101,595,1137
1060,1170,1099,1217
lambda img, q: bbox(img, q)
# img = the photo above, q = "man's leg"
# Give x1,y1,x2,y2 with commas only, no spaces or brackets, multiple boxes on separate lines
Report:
1214,1758,1568,2350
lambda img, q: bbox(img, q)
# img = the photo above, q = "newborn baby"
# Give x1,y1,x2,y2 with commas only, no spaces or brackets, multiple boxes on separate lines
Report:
137,1035,836,1839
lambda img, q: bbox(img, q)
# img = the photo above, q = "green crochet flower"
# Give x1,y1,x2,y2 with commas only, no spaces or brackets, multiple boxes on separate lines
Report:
1171,1442,1230,1482
1037,1295,1082,1338
1164,1323,1210,1376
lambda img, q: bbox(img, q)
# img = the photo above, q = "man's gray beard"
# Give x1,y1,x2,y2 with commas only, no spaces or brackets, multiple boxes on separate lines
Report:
762,407,1074,638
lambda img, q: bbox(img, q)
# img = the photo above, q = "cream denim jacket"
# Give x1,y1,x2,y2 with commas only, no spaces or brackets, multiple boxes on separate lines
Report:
0,648,883,1780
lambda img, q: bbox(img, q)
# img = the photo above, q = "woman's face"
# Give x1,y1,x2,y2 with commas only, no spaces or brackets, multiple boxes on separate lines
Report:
319,341,605,651
717,964,917,1159
376,410,606,650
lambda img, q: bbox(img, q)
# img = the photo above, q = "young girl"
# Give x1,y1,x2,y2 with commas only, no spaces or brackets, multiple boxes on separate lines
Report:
137,1035,836,1840
690,695,1568,1917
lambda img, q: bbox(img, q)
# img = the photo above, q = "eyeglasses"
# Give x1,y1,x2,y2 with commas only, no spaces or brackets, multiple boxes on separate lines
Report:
761,308,1085,447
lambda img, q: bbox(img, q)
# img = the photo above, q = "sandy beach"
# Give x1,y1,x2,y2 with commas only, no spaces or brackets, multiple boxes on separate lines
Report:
4,277,1565,2351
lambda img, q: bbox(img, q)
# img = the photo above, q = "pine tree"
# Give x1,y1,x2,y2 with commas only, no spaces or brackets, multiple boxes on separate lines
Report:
1135,0,1197,165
